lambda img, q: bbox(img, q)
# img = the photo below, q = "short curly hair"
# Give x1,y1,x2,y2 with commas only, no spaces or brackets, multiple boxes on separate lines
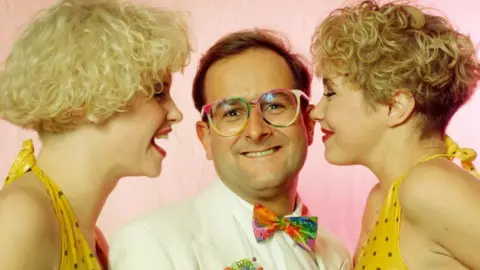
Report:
311,0,480,136
0,0,193,133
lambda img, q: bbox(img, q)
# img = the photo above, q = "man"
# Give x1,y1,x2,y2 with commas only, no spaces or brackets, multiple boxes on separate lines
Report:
109,29,351,270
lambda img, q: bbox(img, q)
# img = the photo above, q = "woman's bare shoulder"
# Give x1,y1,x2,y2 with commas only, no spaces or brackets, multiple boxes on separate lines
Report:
0,175,60,269
400,158,480,211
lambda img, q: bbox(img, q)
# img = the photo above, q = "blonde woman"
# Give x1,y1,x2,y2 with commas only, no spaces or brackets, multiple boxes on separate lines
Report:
0,0,192,269
310,1,480,269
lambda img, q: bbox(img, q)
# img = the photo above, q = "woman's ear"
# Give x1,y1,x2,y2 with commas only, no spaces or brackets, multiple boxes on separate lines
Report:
386,89,415,127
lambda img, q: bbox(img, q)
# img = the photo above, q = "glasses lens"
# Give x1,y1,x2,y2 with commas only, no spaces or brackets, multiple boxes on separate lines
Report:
209,98,248,136
259,91,298,126
206,90,301,136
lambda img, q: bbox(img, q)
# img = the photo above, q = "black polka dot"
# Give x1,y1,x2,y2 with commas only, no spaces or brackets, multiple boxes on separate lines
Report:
373,251,376,256
89,253,94,258
385,237,389,241
376,221,379,225
384,218,389,223
377,268,381,270
74,263,78,268
394,202,397,207
396,217,399,222
58,191,64,196
64,250,68,256
388,252,392,257
75,222,79,227
362,266,366,269
373,236,377,241
392,187,396,191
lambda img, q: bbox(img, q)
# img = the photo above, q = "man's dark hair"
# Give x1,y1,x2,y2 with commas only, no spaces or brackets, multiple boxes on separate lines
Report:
192,28,312,112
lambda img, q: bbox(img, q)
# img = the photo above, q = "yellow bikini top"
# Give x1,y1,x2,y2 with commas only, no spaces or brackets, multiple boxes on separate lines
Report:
4,139,105,270
354,136,479,270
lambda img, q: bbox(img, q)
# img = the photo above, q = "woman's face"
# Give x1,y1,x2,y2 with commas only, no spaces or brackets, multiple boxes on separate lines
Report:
309,76,387,165
99,73,183,178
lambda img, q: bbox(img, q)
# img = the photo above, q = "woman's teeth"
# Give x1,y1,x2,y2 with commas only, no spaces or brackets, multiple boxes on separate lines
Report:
152,134,168,148
156,134,169,139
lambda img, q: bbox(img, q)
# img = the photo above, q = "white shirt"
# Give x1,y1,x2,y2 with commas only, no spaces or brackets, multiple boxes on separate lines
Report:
109,180,352,270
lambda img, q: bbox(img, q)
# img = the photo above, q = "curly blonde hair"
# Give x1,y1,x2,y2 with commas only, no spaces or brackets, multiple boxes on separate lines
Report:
0,0,193,133
311,0,480,136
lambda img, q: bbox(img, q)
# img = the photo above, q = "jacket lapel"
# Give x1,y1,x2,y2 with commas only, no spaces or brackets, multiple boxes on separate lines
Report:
312,226,351,270
191,181,253,269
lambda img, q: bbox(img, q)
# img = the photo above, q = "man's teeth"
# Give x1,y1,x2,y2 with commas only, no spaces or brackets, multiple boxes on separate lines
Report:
244,148,276,157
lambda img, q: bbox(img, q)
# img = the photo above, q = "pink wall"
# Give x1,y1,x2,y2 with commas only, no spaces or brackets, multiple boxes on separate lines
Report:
1,0,479,253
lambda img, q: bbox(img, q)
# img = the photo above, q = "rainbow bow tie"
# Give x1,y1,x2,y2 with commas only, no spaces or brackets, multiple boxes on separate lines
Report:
252,204,318,251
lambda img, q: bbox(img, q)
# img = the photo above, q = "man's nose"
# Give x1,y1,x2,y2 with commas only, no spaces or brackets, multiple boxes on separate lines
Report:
243,108,273,142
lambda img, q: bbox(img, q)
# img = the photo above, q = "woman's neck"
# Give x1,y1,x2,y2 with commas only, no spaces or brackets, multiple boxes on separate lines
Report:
36,139,119,244
365,134,446,192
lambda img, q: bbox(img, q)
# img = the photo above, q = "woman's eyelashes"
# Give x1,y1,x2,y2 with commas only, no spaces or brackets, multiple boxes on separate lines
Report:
323,91,336,98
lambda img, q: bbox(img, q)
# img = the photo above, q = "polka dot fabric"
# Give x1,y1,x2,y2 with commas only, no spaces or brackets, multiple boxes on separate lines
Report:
354,172,406,270
354,136,479,270
4,140,104,270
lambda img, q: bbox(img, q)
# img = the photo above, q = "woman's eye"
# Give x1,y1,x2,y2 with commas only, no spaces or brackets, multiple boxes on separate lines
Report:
323,92,336,98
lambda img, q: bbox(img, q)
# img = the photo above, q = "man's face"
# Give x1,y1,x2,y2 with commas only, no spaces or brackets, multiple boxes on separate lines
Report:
196,49,313,199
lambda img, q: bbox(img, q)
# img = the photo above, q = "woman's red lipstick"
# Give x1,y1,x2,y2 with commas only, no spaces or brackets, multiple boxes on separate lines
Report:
321,128,334,142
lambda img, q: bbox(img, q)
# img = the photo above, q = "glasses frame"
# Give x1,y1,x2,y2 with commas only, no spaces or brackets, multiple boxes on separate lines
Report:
200,88,310,137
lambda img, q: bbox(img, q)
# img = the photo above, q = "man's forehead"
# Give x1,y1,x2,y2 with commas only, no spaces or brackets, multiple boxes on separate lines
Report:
212,88,282,102
204,49,295,103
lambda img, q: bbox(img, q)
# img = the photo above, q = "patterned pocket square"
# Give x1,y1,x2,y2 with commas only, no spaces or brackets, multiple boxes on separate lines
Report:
224,257,263,270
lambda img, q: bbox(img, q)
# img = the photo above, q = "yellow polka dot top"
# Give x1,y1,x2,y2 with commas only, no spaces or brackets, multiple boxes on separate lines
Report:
355,136,480,270
3,140,106,270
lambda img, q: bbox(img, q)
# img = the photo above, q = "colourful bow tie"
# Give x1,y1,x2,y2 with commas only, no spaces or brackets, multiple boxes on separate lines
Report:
252,204,318,251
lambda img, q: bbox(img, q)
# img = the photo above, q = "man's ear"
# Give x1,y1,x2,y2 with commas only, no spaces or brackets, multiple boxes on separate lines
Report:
304,105,315,146
386,89,415,128
196,121,213,160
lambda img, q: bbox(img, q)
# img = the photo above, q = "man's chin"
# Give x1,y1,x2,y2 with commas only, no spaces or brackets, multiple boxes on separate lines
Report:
248,176,294,192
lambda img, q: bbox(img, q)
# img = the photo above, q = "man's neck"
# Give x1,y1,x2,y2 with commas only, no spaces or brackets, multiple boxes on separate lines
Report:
257,194,297,216
227,180,299,217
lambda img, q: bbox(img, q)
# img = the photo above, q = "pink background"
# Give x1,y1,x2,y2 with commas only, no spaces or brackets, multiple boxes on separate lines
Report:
1,0,479,253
